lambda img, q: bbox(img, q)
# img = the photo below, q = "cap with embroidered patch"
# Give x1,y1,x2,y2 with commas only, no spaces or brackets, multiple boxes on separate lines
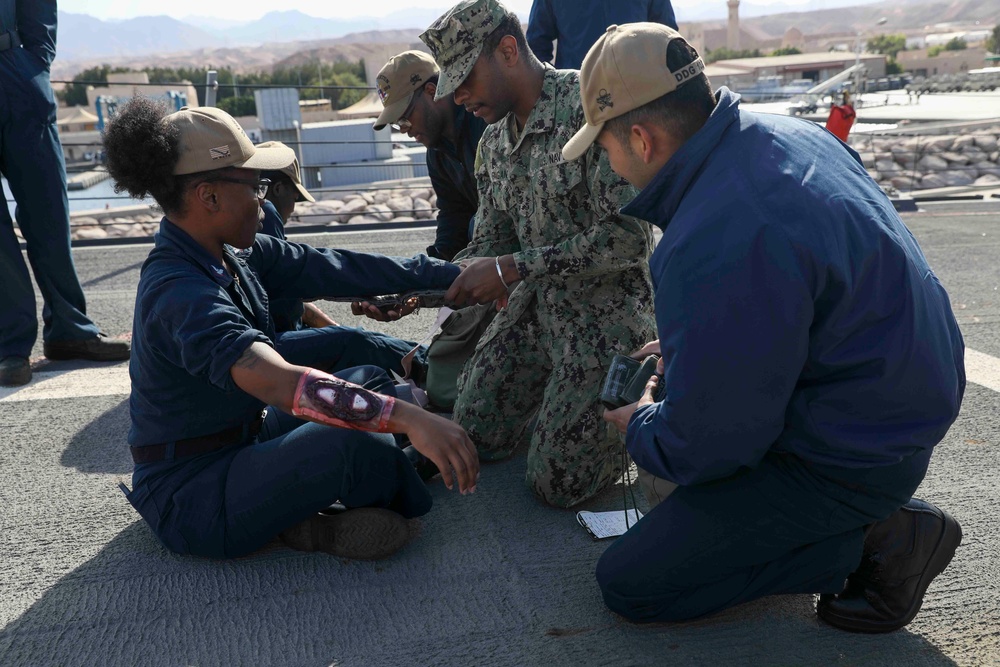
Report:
373,51,440,131
256,140,315,203
167,106,295,175
419,0,508,101
562,23,706,162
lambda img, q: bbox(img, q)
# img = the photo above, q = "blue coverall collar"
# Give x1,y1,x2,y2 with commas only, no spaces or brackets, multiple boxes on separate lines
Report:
156,218,239,288
621,87,742,230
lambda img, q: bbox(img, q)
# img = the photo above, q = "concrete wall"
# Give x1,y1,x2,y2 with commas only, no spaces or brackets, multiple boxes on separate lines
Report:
898,47,989,77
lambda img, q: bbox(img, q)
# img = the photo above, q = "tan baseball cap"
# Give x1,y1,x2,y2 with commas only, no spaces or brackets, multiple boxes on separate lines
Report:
373,51,440,131
562,23,706,162
256,140,315,203
167,106,296,176
419,0,509,101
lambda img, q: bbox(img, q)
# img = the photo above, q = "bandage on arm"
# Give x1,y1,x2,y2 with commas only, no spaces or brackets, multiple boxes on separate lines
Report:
292,369,395,432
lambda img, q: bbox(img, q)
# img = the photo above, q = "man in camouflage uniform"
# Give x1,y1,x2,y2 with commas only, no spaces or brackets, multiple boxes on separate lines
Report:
420,0,656,507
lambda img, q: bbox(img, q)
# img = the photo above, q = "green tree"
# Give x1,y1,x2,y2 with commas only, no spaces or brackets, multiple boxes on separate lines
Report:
218,95,257,117
885,58,903,75
986,25,999,53
866,33,906,59
269,62,368,109
944,37,967,51
55,60,371,112
927,39,964,58
704,47,762,64
57,64,130,106
770,46,802,56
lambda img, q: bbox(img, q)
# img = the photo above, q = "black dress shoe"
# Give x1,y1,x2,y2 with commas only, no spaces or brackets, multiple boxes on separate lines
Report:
0,356,31,387
817,499,962,633
43,334,131,361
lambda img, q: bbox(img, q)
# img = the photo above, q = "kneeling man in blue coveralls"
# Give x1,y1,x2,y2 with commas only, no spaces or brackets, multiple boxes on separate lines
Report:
563,24,966,632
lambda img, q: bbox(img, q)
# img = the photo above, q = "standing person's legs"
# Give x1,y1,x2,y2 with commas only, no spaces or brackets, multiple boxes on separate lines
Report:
595,451,931,623
0,190,36,359
0,54,97,352
452,314,549,461
526,360,625,507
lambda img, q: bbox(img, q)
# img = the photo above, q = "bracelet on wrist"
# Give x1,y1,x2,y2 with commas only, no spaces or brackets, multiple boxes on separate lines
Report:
495,256,511,291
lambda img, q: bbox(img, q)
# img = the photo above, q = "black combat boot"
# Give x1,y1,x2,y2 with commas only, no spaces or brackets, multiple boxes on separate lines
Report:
817,499,961,633
279,507,411,560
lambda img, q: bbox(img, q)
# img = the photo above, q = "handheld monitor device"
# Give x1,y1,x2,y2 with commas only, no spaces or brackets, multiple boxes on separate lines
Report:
600,354,665,410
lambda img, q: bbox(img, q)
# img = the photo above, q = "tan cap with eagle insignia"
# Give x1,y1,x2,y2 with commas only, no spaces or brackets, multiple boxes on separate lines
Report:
373,50,441,131
562,23,705,162
168,106,295,175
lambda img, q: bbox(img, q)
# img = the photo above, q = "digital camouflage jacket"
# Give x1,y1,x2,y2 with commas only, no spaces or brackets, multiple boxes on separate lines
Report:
458,67,656,366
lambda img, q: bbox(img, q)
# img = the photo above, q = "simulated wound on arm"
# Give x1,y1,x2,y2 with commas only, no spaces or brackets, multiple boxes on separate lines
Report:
292,369,395,432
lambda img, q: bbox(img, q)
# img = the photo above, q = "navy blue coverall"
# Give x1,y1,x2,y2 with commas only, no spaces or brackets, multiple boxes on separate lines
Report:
597,89,965,622
425,102,485,261
125,220,460,558
259,200,425,379
0,0,100,358
526,0,677,70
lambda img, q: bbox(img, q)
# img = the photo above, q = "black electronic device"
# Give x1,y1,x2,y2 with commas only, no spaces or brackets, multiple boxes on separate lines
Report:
600,353,665,410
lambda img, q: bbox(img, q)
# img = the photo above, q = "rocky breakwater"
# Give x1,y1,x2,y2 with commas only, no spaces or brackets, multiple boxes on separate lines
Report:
57,187,440,243
850,125,1000,192
287,187,438,227
55,129,1000,244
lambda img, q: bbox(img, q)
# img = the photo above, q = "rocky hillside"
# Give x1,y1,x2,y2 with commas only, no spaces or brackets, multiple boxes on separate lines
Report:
740,0,998,40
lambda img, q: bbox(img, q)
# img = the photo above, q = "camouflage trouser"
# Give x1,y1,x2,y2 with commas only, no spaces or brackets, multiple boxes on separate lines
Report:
453,310,623,508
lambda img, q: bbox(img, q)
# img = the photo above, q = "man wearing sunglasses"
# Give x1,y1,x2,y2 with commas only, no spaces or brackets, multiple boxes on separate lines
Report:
255,140,431,382
373,50,487,262
256,142,337,332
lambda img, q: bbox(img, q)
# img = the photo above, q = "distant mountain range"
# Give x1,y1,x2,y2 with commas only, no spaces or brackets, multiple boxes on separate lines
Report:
53,0,997,65
56,9,464,62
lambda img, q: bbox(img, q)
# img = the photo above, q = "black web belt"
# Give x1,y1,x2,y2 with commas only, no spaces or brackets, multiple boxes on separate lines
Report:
130,410,266,464
0,30,22,52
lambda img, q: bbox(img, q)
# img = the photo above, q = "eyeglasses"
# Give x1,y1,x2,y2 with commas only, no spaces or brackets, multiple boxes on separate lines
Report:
205,177,272,199
391,89,422,132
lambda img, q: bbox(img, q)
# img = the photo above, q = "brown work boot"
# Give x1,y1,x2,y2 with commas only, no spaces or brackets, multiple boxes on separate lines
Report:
44,333,130,361
279,507,412,560
817,499,961,633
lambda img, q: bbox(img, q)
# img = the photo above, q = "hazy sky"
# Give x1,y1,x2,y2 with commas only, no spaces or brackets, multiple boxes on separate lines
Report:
62,1,534,21
59,0,817,22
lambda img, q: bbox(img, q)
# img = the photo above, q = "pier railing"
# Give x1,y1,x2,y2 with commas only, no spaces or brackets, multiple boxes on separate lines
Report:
7,76,1000,240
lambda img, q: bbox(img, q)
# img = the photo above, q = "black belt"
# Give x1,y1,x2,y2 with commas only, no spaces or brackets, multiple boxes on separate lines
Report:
130,411,266,464
0,30,21,52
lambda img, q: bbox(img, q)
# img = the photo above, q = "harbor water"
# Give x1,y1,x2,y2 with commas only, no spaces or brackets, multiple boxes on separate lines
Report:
2,176,151,214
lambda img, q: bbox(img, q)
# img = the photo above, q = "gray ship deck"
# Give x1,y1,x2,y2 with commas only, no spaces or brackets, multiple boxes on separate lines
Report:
2,210,998,666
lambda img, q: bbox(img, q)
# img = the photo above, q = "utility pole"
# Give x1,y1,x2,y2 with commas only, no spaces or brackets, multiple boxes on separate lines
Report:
855,17,888,102
317,57,324,102
205,70,218,107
